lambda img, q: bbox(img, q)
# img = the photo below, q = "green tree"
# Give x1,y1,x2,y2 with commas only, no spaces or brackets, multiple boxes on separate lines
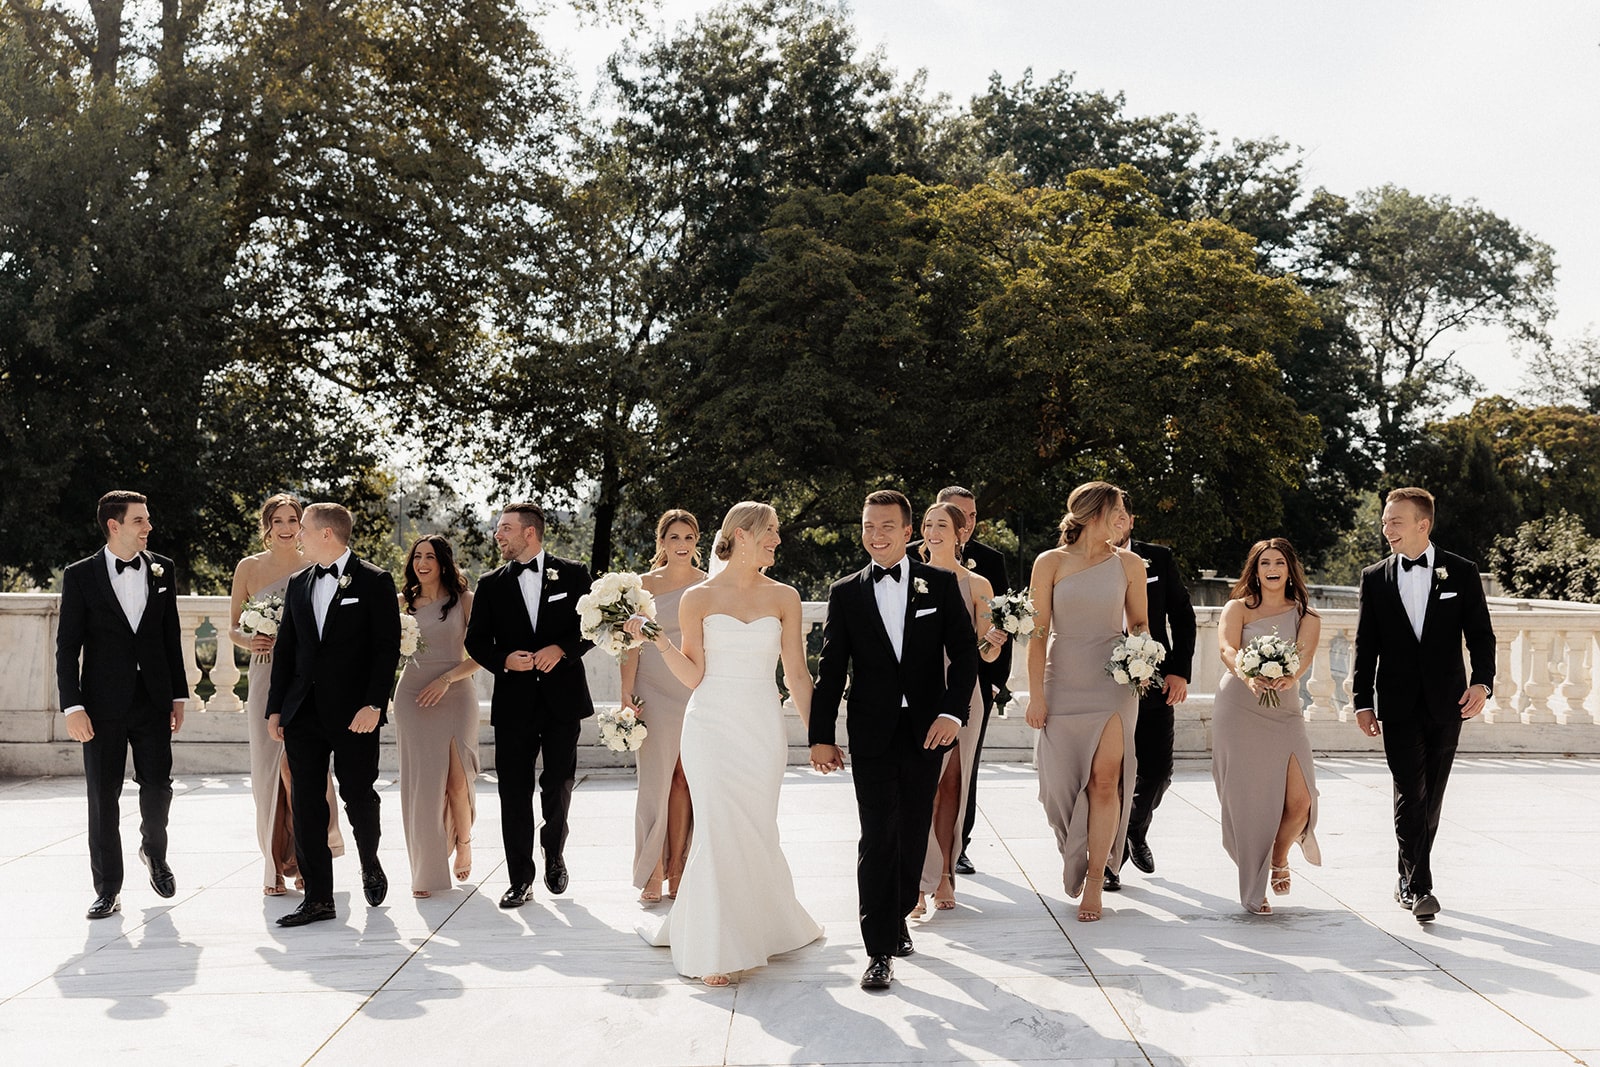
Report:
1521,329,1600,413
1491,511,1600,604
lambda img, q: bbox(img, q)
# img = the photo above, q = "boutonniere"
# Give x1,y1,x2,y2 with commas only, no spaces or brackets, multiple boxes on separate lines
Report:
963,557,977,569
149,563,165,578
1141,557,1150,569
913,577,929,595
1435,567,1449,581
545,566,559,582
338,574,352,589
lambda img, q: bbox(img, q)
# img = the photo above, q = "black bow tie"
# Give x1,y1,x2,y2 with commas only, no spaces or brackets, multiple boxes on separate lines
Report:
115,555,142,574
314,562,341,580
510,558,540,577
1400,554,1430,572
871,564,901,583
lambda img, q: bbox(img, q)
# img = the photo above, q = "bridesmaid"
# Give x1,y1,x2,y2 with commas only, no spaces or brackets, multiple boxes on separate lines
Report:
913,502,1006,915
619,509,706,903
228,493,344,896
394,535,482,898
1213,537,1322,914
1025,481,1148,922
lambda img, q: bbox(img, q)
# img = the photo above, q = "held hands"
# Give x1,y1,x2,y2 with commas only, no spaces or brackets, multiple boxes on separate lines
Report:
1459,684,1489,720
808,743,844,774
349,706,381,734
417,675,452,707
622,615,666,649
531,645,565,672
981,627,1007,651
1163,675,1189,705
268,712,284,742
65,709,94,743
505,651,535,672
1355,710,1380,737
1024,698,1047,730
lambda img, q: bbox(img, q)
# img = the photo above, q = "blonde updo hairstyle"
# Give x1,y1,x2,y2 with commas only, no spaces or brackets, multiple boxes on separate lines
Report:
259,493,305,546
919,502,968,562
1057,481,1122,547
713,501,779,562
650,508,703,568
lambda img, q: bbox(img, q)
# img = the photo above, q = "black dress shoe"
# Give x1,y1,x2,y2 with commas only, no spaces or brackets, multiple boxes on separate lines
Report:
139,847,177,898
1411,893,1441,922
1394,880,1417,911
893,936,915,958
277,900,337,927
860,956,893,990
953,852,976,876
1127,837,1156,875
362,862,388,907
499,882,534,909
1103,866,1122,892
544,854,569,895
85,893,121,920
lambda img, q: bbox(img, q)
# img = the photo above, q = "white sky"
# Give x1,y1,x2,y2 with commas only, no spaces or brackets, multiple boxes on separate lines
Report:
546,0,1600,398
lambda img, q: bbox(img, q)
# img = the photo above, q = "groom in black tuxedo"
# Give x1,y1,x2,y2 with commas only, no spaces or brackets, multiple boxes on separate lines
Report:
1352,486,1495,922
266,503,400,926
464,501,595,909
811,489,980,991
56,491,189,919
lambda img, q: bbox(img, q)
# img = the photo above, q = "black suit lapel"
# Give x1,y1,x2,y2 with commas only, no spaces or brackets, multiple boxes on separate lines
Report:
88,550,133,634
1418,553,1445,645
859,567,899,663
134,551,161,633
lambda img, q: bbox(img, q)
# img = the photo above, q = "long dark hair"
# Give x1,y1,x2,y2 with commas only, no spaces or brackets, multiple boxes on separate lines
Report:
402,534,469,619
1230,537,1314,617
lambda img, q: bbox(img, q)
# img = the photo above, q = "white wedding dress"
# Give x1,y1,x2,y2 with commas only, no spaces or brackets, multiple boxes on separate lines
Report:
639,614,822,978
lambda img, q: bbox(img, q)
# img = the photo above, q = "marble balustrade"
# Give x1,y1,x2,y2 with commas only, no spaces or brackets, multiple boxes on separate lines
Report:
3,591,1598,775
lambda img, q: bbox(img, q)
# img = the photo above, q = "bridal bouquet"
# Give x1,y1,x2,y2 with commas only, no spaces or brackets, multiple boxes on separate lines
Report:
239,592,284,658
577,571,662,659
985,590,1038,647
1236,632,1301,707
1106,633,1165,697
398,613,426,665
597,704,648,752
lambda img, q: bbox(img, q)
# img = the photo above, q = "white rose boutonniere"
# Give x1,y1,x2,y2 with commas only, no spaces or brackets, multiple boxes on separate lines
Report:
914,577,929,595
1435,566,1449,581
545,566,559,582
149,562,165,578
338,574,352,589
964,557,977,569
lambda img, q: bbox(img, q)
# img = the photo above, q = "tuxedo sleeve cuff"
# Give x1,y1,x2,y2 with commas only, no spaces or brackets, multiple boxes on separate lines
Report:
62,705,85,716
937,713,963,726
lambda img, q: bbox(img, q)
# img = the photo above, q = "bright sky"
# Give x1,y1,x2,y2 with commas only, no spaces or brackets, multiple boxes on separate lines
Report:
548,0,1600,398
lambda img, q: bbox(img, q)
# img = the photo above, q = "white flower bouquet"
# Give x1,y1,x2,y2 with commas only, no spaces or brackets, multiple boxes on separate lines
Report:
597,705,649,752
1106,632,1165,696
399,612,426,665
985,590,1038,648
577,571,661,659
1236,632,1301,707
239,592,284,658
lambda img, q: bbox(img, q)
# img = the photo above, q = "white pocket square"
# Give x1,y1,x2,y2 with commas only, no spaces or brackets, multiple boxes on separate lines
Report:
548,592,569,602
1145,576,1159,584
1439,591,1458,600
338,598,360,606
157,586,169,593
915,607,937,618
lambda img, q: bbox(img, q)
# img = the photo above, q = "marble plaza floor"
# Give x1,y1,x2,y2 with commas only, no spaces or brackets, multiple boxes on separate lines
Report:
1,757,1597,1067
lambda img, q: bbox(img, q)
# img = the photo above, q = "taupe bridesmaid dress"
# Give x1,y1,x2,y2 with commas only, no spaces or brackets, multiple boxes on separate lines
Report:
394,598,481,894
1211,607,1322,911
246,572,343,889
631,584,694,889
919,570,985,895
1036,555,1138,897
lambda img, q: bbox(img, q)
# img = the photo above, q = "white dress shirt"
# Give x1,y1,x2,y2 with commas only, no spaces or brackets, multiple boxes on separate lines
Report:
313,548,353,635
104,546,149,631
871,556,961,724
1397,543,1434,642
517,549,547,633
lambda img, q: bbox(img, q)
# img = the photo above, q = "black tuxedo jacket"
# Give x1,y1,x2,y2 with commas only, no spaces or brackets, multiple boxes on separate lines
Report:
908,537,1013,695
463,554,595,726
56,549,189,716
1130,540,1197,683
264,556,401,727
1351,547,1496,722
810,559,980,758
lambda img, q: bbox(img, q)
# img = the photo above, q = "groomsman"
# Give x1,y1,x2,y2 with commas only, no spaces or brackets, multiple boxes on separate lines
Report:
464,502,595,909
56,491,189,919
1105,496,1195,891
930,487,1012,877
1352,487,1495,922
266,503,400,926
811,489,979,990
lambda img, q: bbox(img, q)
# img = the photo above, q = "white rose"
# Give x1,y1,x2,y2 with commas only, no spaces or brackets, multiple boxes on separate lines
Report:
1260,661,1284,679
1130,660,1154,680
241,610,263,632
1112,668,1131,685
1239,651,1261,671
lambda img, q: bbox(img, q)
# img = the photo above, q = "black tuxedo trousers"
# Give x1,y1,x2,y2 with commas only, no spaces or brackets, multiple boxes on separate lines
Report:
284,693,382,904
83,678,174,897
1383,700,1463,897
851,717,945,958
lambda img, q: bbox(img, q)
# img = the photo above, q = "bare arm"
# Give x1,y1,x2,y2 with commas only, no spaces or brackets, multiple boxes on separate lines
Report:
779,587,813,728
1119,548,1150,635
628,588,706,690
1218,599,1245,674
1024,553,1055,729
970,573,1003,662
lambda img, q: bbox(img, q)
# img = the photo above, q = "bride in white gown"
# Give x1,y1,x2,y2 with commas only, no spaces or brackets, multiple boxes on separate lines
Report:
625,501,822,985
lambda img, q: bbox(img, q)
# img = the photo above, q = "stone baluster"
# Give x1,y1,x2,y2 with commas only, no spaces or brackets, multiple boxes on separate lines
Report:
1339,622,1358,722
177,608,207,713
1304,623,1337,721
206,610,244,713
1518,629,1557,724
1560,629,1596,724
1484,627,1519,725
